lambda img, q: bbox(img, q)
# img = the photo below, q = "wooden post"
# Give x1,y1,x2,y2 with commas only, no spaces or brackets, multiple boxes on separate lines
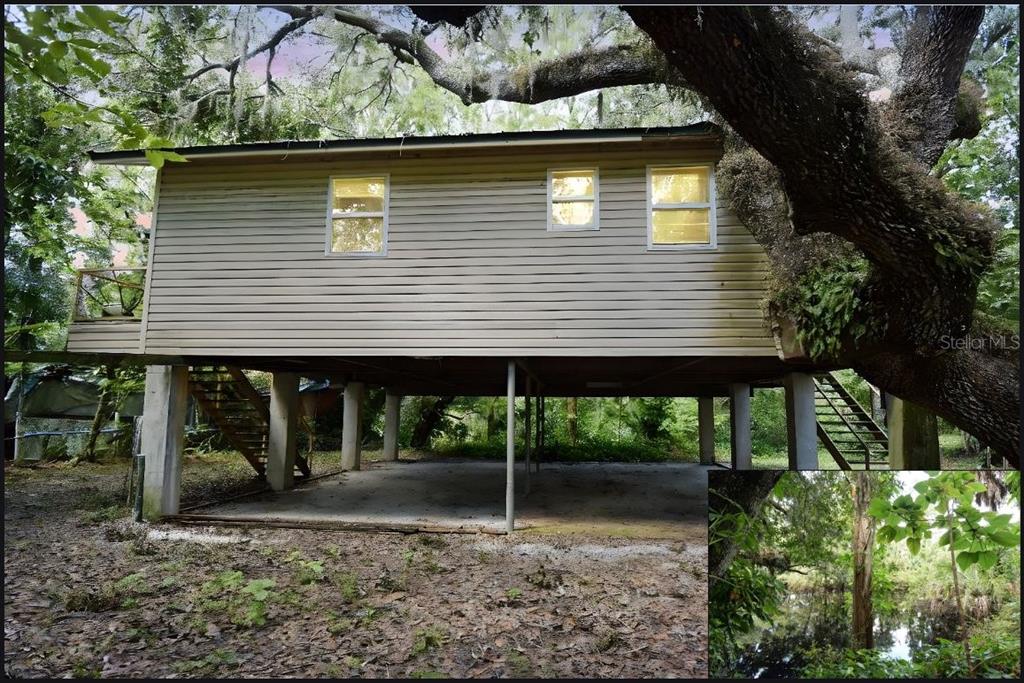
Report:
341,381,364,470
888,397,940,469
784,373,818,470
266,372,299,491
506,361,516,533
383,391,401,461
524,376,531,495
729,383,752,470
698,397,716,465
140,365,188,520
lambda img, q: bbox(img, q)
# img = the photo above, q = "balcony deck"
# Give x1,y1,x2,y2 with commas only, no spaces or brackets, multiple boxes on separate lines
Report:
64,267,146,353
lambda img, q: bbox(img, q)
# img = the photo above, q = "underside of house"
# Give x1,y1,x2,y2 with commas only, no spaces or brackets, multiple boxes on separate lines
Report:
16,125,939,532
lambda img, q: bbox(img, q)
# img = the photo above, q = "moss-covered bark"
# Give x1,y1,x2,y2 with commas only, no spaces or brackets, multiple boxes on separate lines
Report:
627,6,1017,464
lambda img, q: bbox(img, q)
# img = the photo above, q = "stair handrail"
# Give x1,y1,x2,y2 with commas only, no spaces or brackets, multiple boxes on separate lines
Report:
815,375,876,470
224,367,270,422
821,374,887,435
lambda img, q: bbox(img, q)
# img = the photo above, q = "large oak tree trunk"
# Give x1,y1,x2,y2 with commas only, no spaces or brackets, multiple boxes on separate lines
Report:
708,470,784,589
852,472,875,649
624,6,1018,465
410,396,455,449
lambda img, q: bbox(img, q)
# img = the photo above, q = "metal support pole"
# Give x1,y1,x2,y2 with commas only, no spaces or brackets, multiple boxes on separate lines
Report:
524,376,532,495
536,394,544,473
506,361,516,533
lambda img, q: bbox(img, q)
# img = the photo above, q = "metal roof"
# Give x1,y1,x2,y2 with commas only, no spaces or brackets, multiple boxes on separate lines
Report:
88,123,719,165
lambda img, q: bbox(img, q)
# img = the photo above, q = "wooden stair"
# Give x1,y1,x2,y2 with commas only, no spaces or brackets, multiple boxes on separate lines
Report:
814,373,889,470
188,366,310,480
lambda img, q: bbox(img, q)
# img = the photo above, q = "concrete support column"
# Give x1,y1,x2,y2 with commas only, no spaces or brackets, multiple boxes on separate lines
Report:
698,397,716,465
729,383,752,470
140,365,189,520
266,372,299,491
382,392,401,461
785,373,818,470
506,361,516,533
888,397,940,469
524,376,532,495
341,381,364,471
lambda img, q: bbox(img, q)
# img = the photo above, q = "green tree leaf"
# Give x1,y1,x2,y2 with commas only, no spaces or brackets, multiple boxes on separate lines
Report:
955,551,978,572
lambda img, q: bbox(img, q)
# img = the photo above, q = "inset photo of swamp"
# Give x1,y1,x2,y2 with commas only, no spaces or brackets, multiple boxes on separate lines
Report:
708,470,1021,679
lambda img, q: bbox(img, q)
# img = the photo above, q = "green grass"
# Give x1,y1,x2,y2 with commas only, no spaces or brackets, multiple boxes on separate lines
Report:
431,437,697,463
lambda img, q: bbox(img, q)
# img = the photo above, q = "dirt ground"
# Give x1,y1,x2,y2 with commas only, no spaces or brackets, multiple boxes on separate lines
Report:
3,455,708,678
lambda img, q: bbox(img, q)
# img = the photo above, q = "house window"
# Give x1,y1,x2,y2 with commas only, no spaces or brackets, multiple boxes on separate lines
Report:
548,168,598,231
327,175,388,255
647,165,717,249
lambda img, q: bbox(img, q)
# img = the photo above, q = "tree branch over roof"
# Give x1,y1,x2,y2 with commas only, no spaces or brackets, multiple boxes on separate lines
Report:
184,13,315,82
262,4,674,104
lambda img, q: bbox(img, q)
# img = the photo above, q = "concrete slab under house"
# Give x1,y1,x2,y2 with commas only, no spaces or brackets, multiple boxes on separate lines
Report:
15,125,945,532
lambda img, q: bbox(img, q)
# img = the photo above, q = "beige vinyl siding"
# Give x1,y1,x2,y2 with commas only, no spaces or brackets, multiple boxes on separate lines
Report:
66,320,142,353
143,144,775,357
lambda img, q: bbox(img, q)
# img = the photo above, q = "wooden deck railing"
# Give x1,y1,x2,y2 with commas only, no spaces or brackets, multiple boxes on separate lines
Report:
72,267,147,322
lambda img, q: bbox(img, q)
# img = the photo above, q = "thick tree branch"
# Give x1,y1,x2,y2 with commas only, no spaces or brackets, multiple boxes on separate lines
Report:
624,6,1015,460
184,13,314,82
407,5,486,27
889,6,986,166
854,347,1019,468
265,4,673,104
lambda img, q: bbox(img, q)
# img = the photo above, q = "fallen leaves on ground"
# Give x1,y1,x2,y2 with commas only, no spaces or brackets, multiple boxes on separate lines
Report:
3,457,707,678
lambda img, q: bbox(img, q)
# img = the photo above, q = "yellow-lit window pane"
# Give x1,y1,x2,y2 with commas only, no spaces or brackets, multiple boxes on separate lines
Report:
552,201,595,226
551,170,594,198
651,167,709,204
652,208,710,244
332,217,384,253
333,177,386,213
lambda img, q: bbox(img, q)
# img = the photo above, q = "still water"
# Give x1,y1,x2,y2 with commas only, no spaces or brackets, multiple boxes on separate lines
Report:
727,591,959,679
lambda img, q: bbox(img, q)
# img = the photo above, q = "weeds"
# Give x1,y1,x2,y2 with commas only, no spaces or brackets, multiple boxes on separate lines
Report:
334,571,362,603
416,535,446,549
526,565,559,589
81,505,126,523
327,612,354,635
70,660,102,678
197,570,277,627
403,549,442,574
412,626,447,655
375,567,407,593
294,559,325,585
283,550,326,584
356,606,383,626
505,650,534,677
595,630,623,653
172,649,238,675
61,571,150,613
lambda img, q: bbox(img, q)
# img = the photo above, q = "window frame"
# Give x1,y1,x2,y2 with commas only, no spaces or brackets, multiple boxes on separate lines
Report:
546,167,600,232
645,163,718,251
324,173,390,258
